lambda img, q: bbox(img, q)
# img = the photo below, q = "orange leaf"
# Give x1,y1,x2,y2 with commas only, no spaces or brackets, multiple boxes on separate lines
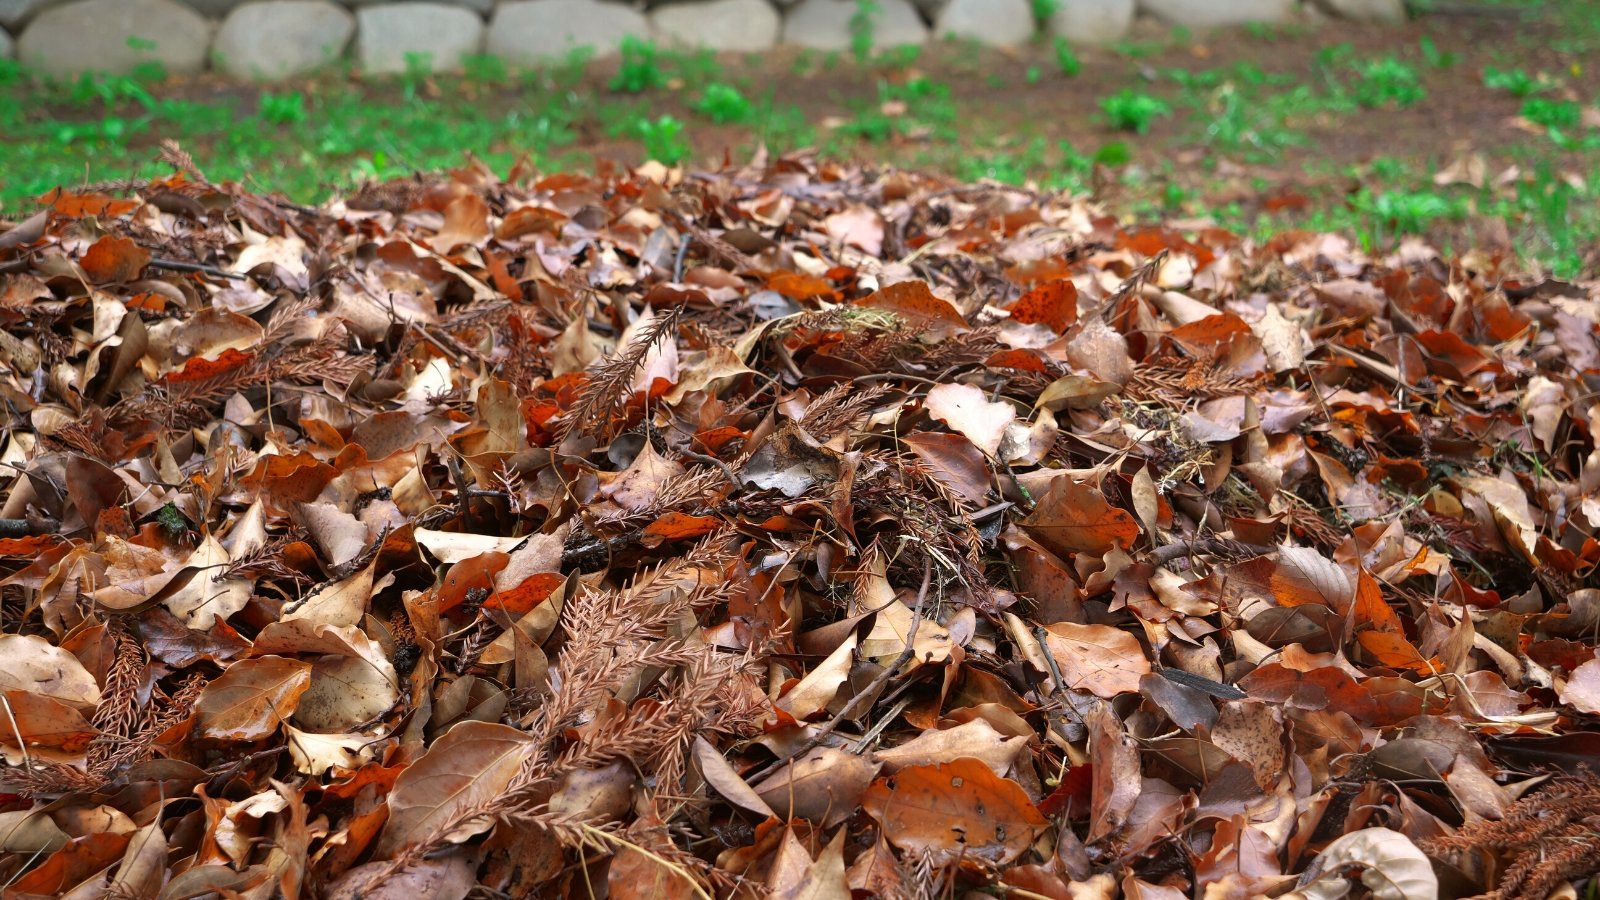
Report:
855,280,968,333
438,551,510,615
0,690,98,753
862,758,1047,864
162,347,256,385
192,656,312,741
1041,622,1151,698
1356,631,1437,674
80,235,150,285
642,512,721,545
495,205,566,241
0,535,63,557
1007,279,1078,334
482,572,564,619
985,348,1053,373
767,272,839,301
38,187,138,218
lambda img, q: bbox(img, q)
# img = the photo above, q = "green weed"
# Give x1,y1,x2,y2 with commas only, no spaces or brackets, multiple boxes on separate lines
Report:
1350,188,1464,239
1099,89,1171,134
461,54,510,85
1053,38,1081,77
610,36,669,93
635,114,689,164
1418,36,1457,69
259,91,307,125
1482,65,1547,96
662,47,723,87
692,82,752,124
1521,96,1582,130
850,0,880,64
1349,56,1425,109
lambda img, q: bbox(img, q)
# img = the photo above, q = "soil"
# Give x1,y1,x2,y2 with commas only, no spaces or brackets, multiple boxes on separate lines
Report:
31,3,1600,242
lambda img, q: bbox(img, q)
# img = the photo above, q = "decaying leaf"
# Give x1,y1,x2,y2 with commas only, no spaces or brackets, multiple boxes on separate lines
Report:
1,144,1595,900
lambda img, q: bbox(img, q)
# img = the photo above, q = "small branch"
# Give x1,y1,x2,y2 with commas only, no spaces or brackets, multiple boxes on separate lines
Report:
749,558,934,784
1147,538,1275,568
0,517,58,538
147,258,247,280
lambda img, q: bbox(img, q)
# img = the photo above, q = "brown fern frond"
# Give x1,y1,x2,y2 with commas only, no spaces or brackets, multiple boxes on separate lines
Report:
1128,361,1264,404
87,622,145,773
801,382,894,442
1421,770,1600,900
259,292,323,346
158,139,209,184
0,762,104,797
560,307,682,443
908,326,1002,373
593,466,729,529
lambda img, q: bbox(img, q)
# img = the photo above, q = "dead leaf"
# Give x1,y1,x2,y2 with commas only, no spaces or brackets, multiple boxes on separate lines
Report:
377,720,536,857
1042,622,1151,698
193,656,313,741
1022,475,1140,556
862,757,1047,864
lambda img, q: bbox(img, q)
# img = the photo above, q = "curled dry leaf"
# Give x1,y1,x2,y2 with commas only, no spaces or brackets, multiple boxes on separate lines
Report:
1289,827,1437,900
754,746,879,829
0,634,102,709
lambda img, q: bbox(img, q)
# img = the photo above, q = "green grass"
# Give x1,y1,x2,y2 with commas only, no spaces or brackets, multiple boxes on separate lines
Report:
1,25,1597,279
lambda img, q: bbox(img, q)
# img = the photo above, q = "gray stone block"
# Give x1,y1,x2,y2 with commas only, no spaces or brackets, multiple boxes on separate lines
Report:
0,0,60,30
186,0,259,16
1314,0,1404,21
356,2,486,74
1138,0,1298,28
1048,0,1134,44
348,0,494,13
653,0,779,51
781,0,927,50
18,0,211,76
935,0,1034,46
212,0,355,80
486,0,651,62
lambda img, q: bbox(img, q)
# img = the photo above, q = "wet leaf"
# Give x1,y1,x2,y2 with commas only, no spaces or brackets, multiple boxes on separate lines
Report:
193,656,313,741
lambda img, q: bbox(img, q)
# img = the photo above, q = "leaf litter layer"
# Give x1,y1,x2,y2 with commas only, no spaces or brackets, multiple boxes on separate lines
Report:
1,145,1600,900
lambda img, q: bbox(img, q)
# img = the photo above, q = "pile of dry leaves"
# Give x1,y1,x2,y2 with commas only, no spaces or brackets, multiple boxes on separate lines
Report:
2,144,1600,900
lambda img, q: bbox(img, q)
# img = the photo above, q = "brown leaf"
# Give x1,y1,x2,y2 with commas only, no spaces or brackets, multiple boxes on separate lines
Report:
1560,658,1600,714
376,721,536,857
1022,475,1140,557
754,747,879,829
1042,622,1151,698
862,757,1047,864
1209,700,1285,791
193,656,313,741
0,634,102,709
1086,705,1142,844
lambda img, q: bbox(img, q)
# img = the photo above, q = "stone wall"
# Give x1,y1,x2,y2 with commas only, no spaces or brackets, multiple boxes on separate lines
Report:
0,0,1403,80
